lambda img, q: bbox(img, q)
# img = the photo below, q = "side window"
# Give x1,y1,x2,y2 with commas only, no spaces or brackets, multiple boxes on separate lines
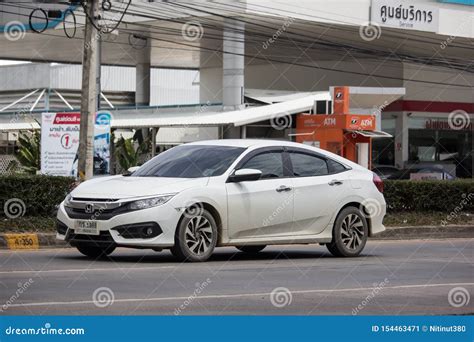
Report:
327,159,348,174
289,152,328,177
241,152,284,179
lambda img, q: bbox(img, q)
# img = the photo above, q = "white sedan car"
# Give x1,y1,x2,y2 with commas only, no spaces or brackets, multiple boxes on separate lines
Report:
57,139,386,262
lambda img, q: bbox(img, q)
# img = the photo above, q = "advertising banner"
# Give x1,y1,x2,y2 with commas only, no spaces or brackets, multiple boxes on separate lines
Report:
40,112,111,177
93,112,112,175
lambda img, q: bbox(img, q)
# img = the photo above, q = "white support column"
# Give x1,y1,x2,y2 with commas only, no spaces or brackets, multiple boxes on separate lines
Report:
222,18,245,138
223,18,245,111
135,44,151,107
394,112,408,169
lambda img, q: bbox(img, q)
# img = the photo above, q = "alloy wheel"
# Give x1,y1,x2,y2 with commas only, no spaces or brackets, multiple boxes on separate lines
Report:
184,215,213,255
340,213,365,250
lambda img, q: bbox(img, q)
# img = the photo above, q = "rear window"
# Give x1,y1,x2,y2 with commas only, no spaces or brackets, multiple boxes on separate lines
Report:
327,159,348,174
289,152,328,177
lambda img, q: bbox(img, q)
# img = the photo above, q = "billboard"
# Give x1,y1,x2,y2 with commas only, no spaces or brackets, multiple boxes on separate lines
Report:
40,112,111,177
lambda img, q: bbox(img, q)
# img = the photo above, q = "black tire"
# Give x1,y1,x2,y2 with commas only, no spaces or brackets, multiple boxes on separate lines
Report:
236,245,266,253
76,244,116,258
171,208,218,262
327,206,368,257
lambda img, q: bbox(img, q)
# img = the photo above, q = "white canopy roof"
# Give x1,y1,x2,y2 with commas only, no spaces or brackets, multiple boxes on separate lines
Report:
111,92,330,128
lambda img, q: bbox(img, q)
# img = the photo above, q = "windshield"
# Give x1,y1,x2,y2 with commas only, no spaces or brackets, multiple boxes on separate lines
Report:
132,145,245,178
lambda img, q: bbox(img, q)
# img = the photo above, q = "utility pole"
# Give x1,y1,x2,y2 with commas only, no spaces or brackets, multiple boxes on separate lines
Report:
78,0,100,180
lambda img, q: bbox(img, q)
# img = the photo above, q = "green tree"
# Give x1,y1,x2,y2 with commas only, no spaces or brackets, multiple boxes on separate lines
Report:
114,133,150,172
11,130,41,174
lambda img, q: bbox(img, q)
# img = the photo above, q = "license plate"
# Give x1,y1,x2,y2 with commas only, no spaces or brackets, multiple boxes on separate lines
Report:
74,220,99,235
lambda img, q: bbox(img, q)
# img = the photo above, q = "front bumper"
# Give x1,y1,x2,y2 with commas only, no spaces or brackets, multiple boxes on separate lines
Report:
56,202,180,248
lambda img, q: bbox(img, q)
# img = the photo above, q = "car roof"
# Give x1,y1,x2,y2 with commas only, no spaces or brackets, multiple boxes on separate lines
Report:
187,139,313,148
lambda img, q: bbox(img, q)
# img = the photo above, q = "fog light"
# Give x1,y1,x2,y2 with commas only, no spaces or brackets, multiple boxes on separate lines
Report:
112,222,162,239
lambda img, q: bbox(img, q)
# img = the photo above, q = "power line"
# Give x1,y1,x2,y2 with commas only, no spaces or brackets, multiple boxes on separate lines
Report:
0,4,472,88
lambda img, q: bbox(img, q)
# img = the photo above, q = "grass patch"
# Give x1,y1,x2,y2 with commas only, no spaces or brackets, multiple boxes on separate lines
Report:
0,217,56,233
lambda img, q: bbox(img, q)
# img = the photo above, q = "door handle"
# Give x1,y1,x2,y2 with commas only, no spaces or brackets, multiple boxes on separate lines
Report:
276,185,292,192
328,179,343,186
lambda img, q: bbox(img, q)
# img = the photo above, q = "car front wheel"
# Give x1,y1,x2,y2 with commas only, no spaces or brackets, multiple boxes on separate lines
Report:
327,207,368,257
171,208,218,262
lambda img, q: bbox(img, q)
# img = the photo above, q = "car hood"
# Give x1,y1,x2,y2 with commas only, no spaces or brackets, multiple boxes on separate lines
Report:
71,175,209,199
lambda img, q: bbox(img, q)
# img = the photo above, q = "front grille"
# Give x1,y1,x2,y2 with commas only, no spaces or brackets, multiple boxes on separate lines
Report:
67,231,115,246
65,206,128,220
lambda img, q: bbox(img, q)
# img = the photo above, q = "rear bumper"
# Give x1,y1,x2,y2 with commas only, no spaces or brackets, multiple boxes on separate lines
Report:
369,202,387,236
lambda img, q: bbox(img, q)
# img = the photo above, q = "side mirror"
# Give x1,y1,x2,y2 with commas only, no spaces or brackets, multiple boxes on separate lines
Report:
123,166,140,176
228,168,262,182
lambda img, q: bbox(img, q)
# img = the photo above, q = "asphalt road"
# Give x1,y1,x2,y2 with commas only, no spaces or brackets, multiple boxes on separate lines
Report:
0,239,472,315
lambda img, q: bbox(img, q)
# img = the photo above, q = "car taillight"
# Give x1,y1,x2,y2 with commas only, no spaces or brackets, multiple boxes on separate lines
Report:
373,173,384,193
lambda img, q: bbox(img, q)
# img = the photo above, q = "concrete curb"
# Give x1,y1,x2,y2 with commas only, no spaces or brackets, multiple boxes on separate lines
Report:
0,233,68,250
0,225,472,250
373,224,474,240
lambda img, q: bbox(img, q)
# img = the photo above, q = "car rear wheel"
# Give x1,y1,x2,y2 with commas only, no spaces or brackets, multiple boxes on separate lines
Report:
236,245,266,253
75,244,116,258
171,209,218,262
327,207,368,257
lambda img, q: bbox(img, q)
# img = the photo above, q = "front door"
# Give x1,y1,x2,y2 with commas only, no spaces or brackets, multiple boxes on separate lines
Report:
226,149,294,239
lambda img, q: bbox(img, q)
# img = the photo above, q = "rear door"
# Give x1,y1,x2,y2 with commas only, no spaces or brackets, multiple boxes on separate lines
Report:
287,148,352,235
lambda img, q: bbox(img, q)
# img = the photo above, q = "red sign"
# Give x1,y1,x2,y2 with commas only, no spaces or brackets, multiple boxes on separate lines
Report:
53,113,81,125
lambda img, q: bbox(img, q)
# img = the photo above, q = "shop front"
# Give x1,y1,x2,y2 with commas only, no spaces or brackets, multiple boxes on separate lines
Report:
375,112,473,178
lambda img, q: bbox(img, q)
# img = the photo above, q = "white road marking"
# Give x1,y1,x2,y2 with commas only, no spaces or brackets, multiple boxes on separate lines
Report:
0,265,175,275
6,282,474,308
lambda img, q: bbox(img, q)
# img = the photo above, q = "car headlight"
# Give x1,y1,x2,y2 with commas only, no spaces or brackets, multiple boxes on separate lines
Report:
127,195,175,211
64,193,72,207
